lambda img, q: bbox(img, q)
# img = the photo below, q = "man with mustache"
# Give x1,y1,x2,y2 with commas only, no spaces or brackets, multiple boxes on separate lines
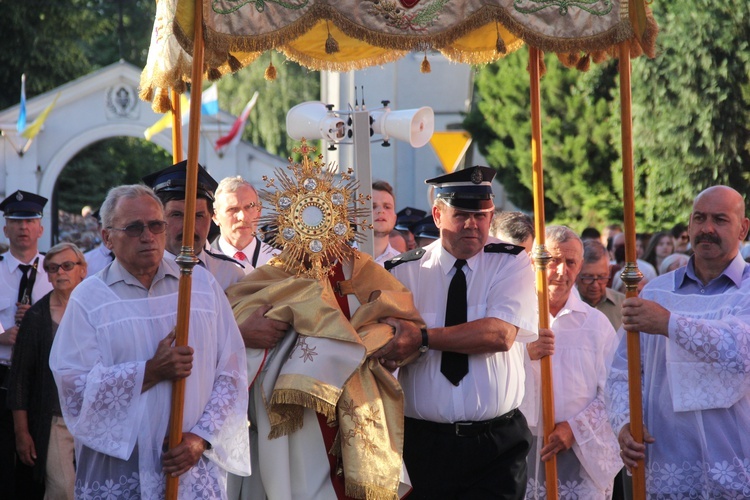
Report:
609,185,750,497
211,176,279,274
142,162,244,291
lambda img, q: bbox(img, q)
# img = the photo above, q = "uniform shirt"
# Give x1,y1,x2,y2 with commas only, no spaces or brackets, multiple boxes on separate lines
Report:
607,253,750,497
83,244,114,276
374,242,401,267
165,249,244,291
390,237,538,423
0,252,52,364
215,236,279,275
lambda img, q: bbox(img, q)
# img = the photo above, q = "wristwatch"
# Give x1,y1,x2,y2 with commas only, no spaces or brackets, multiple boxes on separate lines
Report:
419,328,429,354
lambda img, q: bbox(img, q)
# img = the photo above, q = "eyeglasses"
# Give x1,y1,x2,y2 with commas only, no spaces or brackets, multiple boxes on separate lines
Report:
107,220,167,237
46,261,81,274
578,275,610,285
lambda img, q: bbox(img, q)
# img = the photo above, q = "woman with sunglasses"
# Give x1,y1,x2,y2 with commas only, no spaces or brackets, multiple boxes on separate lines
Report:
7,242,87,499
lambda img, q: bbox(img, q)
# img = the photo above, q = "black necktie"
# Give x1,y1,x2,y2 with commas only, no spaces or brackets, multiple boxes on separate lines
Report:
441,259,468,385
17,264,31,303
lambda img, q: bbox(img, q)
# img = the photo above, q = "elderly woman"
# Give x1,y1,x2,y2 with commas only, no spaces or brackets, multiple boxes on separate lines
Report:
7,242,87,500
659,252,690,275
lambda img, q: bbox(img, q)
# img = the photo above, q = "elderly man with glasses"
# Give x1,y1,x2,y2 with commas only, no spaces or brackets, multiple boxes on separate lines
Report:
576,239,627,331
49,184,250,499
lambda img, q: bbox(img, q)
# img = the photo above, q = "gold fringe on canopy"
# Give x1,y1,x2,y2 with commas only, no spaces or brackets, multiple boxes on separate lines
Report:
139,0,659,105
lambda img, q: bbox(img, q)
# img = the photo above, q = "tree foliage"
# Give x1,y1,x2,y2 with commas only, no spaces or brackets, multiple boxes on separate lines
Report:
465,1,750,232
57,137,172,212
464,51,622,231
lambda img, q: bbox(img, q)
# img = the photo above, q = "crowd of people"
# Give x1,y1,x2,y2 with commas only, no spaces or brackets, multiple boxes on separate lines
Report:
0,156,748,500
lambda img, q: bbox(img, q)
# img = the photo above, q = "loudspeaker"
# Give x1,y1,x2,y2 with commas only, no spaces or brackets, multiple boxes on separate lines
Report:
286,102,347,143
370,106,434,148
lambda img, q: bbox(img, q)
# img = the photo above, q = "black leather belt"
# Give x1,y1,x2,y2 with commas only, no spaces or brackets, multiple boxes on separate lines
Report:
407,408,518,437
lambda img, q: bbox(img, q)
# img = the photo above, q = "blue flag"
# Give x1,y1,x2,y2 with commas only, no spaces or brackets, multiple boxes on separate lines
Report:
16,74,26,132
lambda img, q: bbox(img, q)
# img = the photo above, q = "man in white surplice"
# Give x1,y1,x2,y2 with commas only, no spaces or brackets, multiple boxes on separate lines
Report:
609,185,750,497
521,226,620,499
49,185,250,499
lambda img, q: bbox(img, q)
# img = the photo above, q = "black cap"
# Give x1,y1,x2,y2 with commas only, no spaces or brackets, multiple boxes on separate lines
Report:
141,160,218,202
412,215,439,241
395,207,427,232
0,190,47,219
426,165,495,212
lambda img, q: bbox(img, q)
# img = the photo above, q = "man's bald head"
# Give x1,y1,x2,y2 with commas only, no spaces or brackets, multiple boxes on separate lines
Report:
694,185,746,220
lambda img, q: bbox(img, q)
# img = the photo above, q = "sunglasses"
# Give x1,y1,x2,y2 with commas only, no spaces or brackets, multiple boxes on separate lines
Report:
46,261,81,274
108,220,168,237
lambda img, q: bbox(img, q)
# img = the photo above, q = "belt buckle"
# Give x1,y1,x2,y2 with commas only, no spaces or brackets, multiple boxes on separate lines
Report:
454,421,474,437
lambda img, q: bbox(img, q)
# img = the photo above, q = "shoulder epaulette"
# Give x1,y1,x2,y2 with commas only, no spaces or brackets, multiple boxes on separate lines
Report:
484,243,524,255
385,247,426,271
204,247,245,269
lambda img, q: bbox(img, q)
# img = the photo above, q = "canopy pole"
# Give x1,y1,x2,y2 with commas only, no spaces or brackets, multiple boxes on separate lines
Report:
618,41,646,500
171,89,183,163
165,0,204,497
529,46,558,500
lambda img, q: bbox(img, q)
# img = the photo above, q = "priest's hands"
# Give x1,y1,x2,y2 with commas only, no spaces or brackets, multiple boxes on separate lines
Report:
618,423,655,471
0,326,18,346
143,330,194,392
239,304,289,349
622,297,670,336
526,328,554,360
540,421,575,462
162,432,209,477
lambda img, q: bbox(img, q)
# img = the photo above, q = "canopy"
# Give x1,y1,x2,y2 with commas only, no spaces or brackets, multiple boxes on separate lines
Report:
140,0,656,110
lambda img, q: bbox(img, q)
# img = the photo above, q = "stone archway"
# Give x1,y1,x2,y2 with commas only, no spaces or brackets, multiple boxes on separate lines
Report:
0,61,285,250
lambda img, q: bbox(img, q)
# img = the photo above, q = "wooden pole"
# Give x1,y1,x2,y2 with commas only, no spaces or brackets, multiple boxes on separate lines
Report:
171,89,183,163
165,0,203,497
529,46,558,500
618,41,646,500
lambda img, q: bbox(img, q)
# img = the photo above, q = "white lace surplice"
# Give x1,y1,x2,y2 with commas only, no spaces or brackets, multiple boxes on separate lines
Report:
50,262,250,499
607,272,750,498
522,293,621,499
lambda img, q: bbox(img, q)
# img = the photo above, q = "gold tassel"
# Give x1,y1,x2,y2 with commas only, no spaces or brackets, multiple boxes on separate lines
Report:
420,54,431,74
576,53,591,72
495,23,507,54
208,68,222,81
228,53,243,73
139,86,154,103
325,21,339,54
591,50,608,64
265,61,277,81
173,80,187,94
153,87,171,114
539,51,547,78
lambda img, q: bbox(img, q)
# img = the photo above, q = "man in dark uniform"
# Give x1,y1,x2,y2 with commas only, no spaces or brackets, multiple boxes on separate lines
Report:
378,166,538,499
142,161,244,291
0,190,52,499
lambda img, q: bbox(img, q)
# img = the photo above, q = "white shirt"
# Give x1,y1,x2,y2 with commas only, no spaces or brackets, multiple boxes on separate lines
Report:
165,249,244,291
522,292,620,497
217,237,279,274
49,257,251,499
608,255,750,497
83,243,114,276
0,251,51,363
391,238,538,423
374,242,401,267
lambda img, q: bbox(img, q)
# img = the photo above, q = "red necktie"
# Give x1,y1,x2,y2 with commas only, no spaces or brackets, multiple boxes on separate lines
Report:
234,251,247,261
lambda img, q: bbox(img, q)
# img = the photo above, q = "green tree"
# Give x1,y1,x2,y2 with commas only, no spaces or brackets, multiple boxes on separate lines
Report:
218,56,320,158
464,51,621,231
632,1,750,229
56,137,172,213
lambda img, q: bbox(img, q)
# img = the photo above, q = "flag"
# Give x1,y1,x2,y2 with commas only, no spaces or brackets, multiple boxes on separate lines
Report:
16,74,26,133
144,94,189,141
201,83,219,115
21,92,60,140
215,92,259,150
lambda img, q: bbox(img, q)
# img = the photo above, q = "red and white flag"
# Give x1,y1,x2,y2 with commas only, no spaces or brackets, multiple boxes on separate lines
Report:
215,92,259,151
